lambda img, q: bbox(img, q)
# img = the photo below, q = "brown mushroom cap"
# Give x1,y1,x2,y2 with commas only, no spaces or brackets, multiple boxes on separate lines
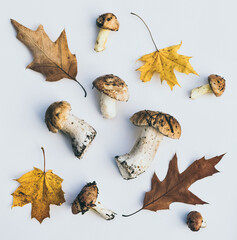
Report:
93,74,129,101
130,110,181,139
96,13,119,31
208,74,226,97
71,181,98,215
187,211,203,231
45,101,71,133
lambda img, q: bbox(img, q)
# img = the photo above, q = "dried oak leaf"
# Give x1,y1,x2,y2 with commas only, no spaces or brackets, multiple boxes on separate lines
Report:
123,153,224,217
137,42,198,90
11,19,86,96
12,163,65,223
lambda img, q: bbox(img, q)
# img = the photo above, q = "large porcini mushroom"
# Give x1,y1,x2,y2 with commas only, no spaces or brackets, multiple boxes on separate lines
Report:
45,101,96,159
190,74,226,99
94,13,119,52
93,74,129,119
72,181,116,220
115,110,181,180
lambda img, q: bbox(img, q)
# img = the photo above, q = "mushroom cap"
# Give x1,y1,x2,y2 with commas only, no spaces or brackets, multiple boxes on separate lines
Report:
45,101,71,133
93,74,129,101
130,110,181,139
71,181,98,215
187,211,203,231
96,13,119,31
208,74,226,97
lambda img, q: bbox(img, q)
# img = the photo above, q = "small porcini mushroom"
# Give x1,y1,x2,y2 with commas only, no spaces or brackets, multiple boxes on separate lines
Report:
72,181,116,220
187,211,207,231
94,13,119,52
45,101,96,159
93,74,129,119
115,110,181,179
190,74,226,99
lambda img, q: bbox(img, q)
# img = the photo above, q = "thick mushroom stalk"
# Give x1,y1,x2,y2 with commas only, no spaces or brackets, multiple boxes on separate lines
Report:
94,29,110,52
190,84,212,99
190,74,226,99
71,181,116,220
115,110,181,180
115,126,163,179
45,101,96,159
61,114,96,159
100,93,117,119
92,200,116,220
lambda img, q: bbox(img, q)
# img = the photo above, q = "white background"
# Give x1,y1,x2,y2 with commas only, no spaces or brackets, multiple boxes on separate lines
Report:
0,0,236,239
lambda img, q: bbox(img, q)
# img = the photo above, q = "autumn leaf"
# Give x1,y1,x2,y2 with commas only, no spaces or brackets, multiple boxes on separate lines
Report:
11,19,86,96
132,13,198,89
12,148,65,223
123,153,225,217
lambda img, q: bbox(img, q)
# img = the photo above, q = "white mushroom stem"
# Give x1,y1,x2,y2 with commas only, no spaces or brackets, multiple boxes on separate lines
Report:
115,126,164,180
94,29,110,52
100,93,117,119
190,84,212,99
92,200,116,220
61,114,96,159
201,219,207,228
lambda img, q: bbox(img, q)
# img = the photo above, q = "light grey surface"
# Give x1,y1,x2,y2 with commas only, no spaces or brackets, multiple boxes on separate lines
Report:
0,0,236,239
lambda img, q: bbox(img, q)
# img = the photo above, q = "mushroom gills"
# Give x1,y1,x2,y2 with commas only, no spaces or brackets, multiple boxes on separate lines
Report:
190,84,212,99
100,93,117,119
62,114,96,159
94,29,110,52
115,126,164,179
92,200,116,220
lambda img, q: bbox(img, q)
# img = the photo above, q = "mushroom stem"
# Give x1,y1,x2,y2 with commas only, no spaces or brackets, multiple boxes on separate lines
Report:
201,220,207,228
92,200,116,220
115,126,164,179
62,114,96,159
100,93,117,119
190,84,212,99
94,29,110,52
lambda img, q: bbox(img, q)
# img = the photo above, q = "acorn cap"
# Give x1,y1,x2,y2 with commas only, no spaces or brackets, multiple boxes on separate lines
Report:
96,13,119,31
208,74,226,97
130,110,181,139
93,74,129,101
45,101,71,133
71,181,98,215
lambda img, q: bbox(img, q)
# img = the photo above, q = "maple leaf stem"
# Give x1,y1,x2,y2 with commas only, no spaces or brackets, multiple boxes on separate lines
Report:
131,12,159,52
73,79,87,97
41,147,46,173
122,207,143,217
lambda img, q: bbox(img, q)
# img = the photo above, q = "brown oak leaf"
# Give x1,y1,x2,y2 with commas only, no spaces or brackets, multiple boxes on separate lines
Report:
123,153,225,217
11,19,86,96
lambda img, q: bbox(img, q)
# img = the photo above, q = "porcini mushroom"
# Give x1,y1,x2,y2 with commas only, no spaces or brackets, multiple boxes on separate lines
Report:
187,211,206,231
115,110,181,179
72,181,116,220
45,101,96,159
190,74,226,99
93,74,129,119
94,13,119,52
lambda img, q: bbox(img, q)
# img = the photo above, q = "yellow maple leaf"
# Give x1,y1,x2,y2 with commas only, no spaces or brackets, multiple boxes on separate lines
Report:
12,148,65,223
137,42,198,90
131,13,198,90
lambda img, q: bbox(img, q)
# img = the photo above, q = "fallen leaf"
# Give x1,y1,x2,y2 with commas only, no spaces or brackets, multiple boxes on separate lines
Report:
137,42,198,89
12,148,65,223
131,13,198,89
11,19,86,96
123,153,224,217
